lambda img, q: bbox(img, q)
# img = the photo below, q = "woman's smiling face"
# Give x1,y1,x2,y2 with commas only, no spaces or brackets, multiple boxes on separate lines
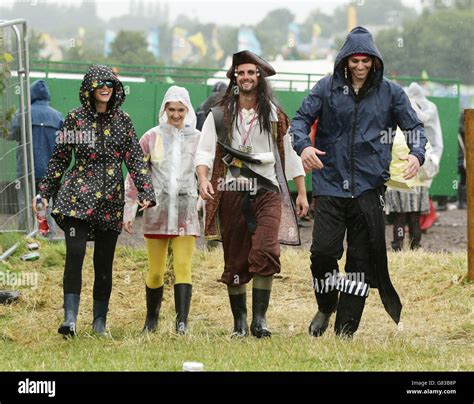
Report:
165,101,188,128
93,81,114,104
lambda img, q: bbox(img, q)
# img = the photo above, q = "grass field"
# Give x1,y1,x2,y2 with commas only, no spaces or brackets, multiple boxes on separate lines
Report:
0,238,472,371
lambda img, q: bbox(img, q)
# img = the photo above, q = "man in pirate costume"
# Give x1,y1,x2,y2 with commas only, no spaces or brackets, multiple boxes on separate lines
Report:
195,50,308,338
290,26,427,337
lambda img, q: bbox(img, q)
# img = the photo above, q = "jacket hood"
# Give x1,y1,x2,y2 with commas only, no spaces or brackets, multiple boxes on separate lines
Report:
212,81,227,93
79,64,125,112
30,80,50,103
158,85,197,129
334,26,384,78
406,82,428,103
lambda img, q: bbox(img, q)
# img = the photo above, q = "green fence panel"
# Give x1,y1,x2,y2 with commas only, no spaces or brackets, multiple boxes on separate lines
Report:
427,96,460,197
274,90,312,194
1,76,20,183
0,138,17,182
274,90,306,121
45,78,82,117
121,82,157,137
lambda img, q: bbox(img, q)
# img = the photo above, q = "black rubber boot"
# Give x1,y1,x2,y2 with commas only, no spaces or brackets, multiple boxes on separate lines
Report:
309,290,338,337
250,288,272,338
206,240,219,250
334,292,366,338
92,300,109,335
143,286,164,333
391,240,403,252
392,220,404,251
407,212,421,250
458,185,466,209
437,196,448,211
174,284,192,335
409,237,421,250
309,312,332,336
228,293,249,337
58,293,80,337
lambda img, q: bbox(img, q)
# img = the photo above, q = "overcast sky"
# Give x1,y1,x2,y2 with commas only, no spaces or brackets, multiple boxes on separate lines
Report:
162,0,349,25
4,0,424,25
103,0,423,25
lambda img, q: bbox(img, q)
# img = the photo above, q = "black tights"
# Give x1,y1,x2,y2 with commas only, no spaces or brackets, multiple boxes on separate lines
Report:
392,212,421,250
63,217,119,301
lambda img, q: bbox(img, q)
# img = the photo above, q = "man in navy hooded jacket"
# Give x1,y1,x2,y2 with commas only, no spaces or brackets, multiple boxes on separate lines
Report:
11,80,64,233
290,27,426,337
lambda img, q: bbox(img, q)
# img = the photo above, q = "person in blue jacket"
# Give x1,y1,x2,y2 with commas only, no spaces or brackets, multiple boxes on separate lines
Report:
11,80,64,235
290,26,427,337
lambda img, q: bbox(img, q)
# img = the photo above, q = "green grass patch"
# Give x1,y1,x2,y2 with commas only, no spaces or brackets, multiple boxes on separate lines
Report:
0,232,23,252
0,242,472,371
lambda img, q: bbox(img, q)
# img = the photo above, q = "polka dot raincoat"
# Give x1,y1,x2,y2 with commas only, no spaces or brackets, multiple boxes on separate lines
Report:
39,64,155,240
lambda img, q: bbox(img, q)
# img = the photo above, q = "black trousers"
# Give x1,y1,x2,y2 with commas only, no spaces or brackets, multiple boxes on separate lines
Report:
310,196,371,313
63,217,119,301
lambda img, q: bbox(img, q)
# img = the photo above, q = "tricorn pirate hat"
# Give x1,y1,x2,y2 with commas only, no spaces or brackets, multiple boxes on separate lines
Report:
226,50,276,79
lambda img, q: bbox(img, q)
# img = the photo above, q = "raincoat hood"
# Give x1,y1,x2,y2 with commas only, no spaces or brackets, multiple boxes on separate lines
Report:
212,81,227,93
31,80,51,103
406,81,443,184
407,83,427,118
407,82,424,98
79,64,125,112
334,26,384,79
407,82,430,110
158,85,197,129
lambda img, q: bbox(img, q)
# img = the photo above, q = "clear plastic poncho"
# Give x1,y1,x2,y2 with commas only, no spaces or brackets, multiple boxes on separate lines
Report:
406,82,443,186
124,86,201,236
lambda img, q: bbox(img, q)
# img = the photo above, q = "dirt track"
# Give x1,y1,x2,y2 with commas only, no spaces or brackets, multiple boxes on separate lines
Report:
117,206,467,253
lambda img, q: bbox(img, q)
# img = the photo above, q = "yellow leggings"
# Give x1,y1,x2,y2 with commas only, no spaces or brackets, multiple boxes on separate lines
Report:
145,236,195,288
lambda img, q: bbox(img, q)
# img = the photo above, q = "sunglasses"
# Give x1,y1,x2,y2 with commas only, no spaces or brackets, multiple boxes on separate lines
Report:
94,81,114,90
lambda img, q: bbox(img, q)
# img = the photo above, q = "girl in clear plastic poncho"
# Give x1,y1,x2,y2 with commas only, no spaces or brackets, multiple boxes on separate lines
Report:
124,86,200,334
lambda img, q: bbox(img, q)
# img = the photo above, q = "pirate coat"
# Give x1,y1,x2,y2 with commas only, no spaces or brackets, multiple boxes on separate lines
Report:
200,106,302,245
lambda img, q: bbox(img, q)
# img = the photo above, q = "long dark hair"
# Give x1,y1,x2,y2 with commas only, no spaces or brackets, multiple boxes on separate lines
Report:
219,74,276,135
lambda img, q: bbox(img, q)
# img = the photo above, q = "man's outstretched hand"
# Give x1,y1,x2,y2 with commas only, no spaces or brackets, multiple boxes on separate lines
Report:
301,146,326,172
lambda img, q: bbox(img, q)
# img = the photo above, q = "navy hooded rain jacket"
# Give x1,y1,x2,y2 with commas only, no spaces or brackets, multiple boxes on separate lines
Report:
291,26,426,198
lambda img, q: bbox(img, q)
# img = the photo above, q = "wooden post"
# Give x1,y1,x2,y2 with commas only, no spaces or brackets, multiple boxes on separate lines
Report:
465,109,474,281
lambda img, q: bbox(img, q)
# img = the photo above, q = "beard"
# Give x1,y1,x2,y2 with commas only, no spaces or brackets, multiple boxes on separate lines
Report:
238,80,257,94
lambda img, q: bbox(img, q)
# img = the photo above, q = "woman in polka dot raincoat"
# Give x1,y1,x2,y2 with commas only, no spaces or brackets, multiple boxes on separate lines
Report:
34,64,156,337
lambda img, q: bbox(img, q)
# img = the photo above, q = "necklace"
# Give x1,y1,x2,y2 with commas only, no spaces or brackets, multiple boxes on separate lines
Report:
238,108,258,153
